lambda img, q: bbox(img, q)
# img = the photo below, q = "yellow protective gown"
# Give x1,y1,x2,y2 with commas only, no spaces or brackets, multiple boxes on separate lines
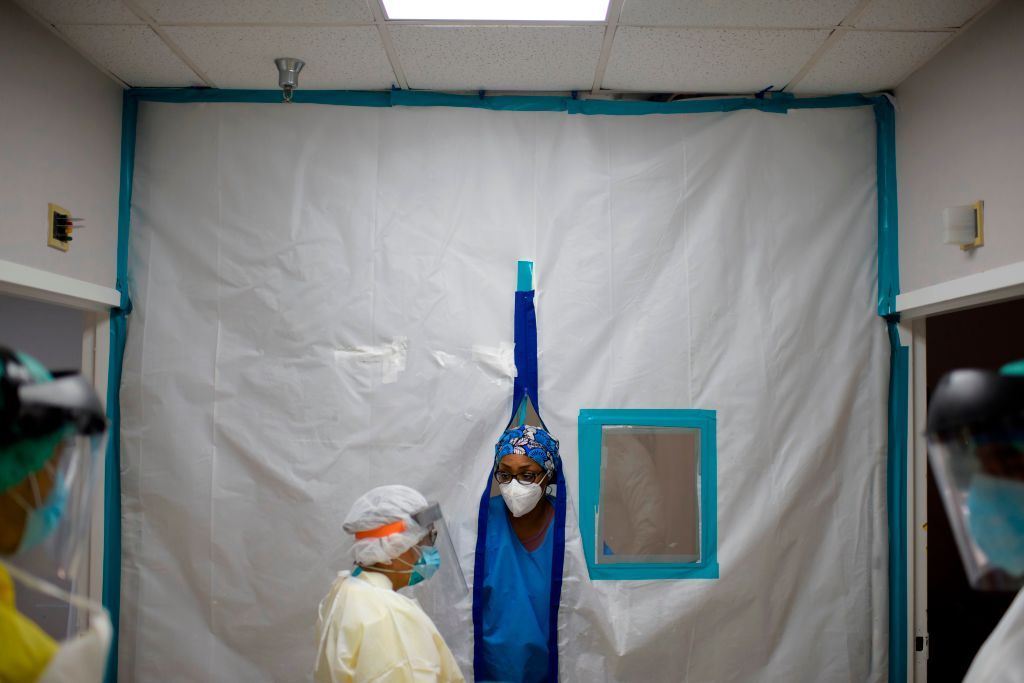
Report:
315,569,464,683
0,564,58,682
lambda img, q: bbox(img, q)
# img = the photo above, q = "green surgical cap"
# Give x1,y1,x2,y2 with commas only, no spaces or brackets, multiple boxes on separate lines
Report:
1000,359,1024,378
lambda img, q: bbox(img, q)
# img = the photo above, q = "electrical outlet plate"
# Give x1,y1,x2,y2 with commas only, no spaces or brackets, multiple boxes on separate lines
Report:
47,203,70,252
961,200,984,251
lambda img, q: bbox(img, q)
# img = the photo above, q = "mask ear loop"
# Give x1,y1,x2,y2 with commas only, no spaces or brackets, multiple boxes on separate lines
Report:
28,471,43,508
9,461,61,511
541,470,556,496
7,487,33,513
361,545,423,575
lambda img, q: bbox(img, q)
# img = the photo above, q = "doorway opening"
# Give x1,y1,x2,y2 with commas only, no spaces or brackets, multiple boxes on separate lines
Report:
925,296,1024,679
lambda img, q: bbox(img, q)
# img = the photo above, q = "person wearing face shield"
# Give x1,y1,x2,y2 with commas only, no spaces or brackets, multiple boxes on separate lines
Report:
926,362,1024,681
477,423,560,683
0,347,109,683
314,484,464,683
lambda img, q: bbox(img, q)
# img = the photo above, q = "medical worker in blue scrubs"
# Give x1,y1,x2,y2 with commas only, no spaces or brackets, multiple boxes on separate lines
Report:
479,424,560,683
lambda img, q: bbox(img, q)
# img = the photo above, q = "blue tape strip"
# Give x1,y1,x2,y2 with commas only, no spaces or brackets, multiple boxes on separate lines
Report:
515,262,534,426
392,89,568,112
546,466,567,681
128,88,880,116
471,472,492,677
101,311,126,683
115,93,137,313
510,291,540,425
874,99,900,316
887,321,909,683
517,260,534,292
102,90,137,683
877,95,905,678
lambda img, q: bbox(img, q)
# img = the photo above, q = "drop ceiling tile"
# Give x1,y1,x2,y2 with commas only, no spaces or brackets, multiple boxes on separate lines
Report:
619,0,860,28
16,0,141,24
163,26,396,89
390,26,605,91
792,30,952,94
852,0,994,30
57,25,202,86
133,0,374,24
603,27,829,93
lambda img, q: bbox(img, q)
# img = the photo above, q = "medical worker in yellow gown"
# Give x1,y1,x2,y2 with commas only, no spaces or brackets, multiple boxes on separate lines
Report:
315,485,464,683
0,347,110,683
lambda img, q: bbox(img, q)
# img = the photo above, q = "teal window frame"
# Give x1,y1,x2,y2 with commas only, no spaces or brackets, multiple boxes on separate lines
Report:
579,408,719,580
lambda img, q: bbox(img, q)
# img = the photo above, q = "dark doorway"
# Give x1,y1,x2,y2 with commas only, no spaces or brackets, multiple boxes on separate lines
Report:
925,296,1024,680
0,292,86,640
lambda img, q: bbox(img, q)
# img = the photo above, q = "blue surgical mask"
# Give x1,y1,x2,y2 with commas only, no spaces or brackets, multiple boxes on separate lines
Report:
407,546,441,587
967,473,1024,577
15,472,69,555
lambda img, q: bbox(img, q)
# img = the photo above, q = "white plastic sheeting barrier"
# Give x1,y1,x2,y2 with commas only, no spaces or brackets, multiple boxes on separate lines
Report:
119,101,889,682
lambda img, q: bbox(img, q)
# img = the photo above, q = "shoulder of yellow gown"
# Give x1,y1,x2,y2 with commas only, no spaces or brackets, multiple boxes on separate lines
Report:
0,564,59,683
0,562,15,607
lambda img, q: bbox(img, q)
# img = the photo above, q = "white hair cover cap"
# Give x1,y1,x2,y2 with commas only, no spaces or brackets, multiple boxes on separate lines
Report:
342,484,430,566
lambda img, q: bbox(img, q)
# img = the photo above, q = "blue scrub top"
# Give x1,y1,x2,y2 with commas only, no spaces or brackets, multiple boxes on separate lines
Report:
478,495,555,683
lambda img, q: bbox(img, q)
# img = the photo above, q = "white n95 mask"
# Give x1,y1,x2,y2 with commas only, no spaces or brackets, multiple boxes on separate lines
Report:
499,480,544,517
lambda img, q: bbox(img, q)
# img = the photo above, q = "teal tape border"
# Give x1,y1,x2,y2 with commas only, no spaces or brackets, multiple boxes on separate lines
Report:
127,88,876,115
874,97,899,317
102,90,136,683
887,321,909,683
578,409,718,580
105,88,901,681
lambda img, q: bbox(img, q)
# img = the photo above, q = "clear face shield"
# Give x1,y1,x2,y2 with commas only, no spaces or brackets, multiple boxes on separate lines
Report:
927,369,1024,592
396,501,470,653
2,369,107,575
5,431,108,581
928,429,1024,591
404,501,468,595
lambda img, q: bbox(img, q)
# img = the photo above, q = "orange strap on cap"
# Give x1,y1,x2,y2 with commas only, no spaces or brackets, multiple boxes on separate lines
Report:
354,520,406,540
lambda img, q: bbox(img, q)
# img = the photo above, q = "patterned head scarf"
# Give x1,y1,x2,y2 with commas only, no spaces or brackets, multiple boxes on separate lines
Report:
494,424,560,475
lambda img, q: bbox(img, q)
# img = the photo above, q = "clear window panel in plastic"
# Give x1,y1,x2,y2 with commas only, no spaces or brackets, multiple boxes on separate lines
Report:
597,425,700,565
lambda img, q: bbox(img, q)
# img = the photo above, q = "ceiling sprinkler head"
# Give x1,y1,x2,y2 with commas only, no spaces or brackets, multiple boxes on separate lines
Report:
274,58,305,103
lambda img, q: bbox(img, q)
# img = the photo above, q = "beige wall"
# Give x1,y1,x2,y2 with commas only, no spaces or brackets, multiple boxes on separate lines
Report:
0,0,122,289
895,0,1024,293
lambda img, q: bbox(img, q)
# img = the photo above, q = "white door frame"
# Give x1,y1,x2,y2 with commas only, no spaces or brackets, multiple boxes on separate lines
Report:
895,260,1024,683
0,258,120,619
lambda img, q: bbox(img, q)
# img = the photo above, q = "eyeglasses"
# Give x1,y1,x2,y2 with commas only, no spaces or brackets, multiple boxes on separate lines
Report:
418,526,438,547
494,470,546,485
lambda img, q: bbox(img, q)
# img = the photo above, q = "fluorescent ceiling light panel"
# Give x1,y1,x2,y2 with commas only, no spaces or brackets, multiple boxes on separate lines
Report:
382,0,610,21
